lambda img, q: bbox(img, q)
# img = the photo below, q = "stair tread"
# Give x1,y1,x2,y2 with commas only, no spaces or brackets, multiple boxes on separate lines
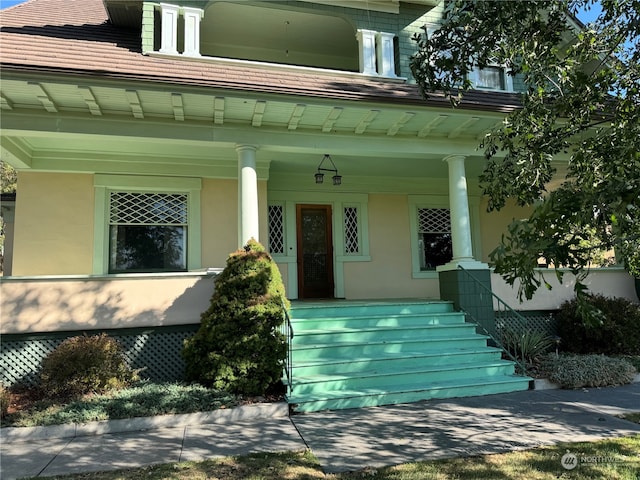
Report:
292,360,516,384
294,324,471,335
291,334,489,350
287,375,531,403
291,311,463,321
293,347,503,367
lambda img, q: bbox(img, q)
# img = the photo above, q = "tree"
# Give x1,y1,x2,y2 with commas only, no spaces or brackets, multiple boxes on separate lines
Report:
0,161,17,193
410,0,640,309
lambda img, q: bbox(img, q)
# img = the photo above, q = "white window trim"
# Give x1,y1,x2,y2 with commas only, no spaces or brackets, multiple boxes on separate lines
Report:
93,175,202,275
267,202,286,257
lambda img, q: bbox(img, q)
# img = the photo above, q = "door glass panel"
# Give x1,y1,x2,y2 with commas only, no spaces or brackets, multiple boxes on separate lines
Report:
302,209,328,286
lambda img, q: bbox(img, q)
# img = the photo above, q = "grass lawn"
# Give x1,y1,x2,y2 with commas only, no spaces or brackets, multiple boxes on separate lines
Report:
22,435,640,480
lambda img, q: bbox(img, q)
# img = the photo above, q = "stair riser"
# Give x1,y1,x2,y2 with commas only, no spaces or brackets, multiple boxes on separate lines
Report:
293,325,476,345
292,338,488,361
289,380,531,413
292,365,516,395
291,314,466,330
292,351,502,376
290,302,453,319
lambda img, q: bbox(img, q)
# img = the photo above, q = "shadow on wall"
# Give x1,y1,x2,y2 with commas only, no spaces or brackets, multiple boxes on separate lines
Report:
0,275,217,386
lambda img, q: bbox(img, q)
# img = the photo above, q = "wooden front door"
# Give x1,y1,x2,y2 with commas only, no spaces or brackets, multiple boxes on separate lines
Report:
297,204,334,299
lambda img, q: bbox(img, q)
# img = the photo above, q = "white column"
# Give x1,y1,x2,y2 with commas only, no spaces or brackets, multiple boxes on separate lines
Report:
436,155,489,272
182,7,203,57
236,145,260,247
159,3,179,55
376,32,397,78
356,29,377,76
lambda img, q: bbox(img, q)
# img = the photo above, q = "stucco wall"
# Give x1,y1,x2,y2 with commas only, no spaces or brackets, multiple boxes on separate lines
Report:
478,198,533,263
12,172,94,276
344,193,440,299
0,273,215,334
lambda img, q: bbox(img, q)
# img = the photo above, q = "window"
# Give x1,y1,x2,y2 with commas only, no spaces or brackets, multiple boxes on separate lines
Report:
417,207,452,271
343,206,360,255
94,175,201,275
109,192,188,273
267,204,285,255
469,66,512,91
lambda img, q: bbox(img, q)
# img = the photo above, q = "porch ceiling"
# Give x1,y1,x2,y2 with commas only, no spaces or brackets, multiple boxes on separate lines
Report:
0,73,502,180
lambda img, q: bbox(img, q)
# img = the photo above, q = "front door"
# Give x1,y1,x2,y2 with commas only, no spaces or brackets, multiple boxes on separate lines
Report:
297,204,334,299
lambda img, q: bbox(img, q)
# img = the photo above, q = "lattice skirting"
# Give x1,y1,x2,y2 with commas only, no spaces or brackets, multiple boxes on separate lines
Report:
495,310,558,338
0,325,199,388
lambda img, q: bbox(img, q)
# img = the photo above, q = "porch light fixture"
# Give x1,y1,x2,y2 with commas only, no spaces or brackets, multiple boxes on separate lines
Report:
315,154,342,186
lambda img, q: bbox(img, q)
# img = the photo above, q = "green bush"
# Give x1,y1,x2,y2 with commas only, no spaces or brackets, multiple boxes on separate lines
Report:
182,239,288,396
0,386,9,418
542,354,637,389
40,333,138,399
500,328,555,366
556,294,640,355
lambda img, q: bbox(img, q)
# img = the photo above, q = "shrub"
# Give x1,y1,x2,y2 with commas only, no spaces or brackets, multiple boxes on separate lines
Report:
0,386,9,418
500,328,555,366
542,354,637,389
182,239,288,396
556,294,640,355
40,333,138,399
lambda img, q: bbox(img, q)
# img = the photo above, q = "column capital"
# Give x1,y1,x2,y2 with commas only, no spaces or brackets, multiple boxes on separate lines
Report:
235,144,258,153
443,154,467,163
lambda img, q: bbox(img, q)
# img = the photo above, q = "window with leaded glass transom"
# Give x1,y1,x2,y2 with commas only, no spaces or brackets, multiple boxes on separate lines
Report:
417,207,452,270
108,192,188,273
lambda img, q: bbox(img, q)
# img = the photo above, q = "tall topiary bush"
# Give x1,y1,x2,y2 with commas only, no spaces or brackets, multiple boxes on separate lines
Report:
556,294,640,355
182,239,288,396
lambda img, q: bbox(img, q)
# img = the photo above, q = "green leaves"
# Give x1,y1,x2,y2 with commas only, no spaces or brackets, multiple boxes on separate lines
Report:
412,0,640,302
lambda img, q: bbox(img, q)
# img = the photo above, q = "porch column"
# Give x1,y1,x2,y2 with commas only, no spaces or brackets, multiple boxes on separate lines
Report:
182,7,203,57
356,29,377,75
438,155,495,339
445,154,474,264
158,3,179,55
236,144,260,247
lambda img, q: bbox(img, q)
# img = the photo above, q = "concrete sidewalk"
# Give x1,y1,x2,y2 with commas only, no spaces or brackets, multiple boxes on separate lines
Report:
2,384,640,479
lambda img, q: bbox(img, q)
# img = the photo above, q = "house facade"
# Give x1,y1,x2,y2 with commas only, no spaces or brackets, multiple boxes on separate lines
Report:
1,0,637,389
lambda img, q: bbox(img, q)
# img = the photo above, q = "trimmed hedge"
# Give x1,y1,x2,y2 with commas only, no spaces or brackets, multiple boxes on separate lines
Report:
183,240,288,396
542,354,637,389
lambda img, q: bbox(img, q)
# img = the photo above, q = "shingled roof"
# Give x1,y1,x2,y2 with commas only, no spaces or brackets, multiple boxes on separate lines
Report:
0,0,521,112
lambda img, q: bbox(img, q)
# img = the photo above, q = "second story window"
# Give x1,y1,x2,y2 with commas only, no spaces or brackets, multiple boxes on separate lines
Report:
469,66,513,92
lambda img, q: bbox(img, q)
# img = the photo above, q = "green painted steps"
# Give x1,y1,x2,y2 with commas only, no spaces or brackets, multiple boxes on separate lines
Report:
286,300,531,413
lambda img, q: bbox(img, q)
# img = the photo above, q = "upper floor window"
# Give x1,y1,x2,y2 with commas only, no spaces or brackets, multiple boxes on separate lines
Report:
469,66,513,92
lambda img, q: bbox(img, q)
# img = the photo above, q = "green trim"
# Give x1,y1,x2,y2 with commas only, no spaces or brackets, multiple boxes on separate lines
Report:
92,174,202,274
0,323,200,343
141,2,156,55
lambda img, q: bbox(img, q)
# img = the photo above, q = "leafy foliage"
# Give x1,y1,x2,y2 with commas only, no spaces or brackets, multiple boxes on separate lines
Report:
2,382,237,428
500,328,555,366
556,295,640,355
0,386,9,419
0,161,17,193
183,239,288,396
40,333,138,399
411,0,640,306
541,353,637,388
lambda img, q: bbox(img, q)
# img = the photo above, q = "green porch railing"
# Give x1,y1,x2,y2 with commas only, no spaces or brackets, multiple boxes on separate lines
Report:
280,301,294,394
457,265,529,375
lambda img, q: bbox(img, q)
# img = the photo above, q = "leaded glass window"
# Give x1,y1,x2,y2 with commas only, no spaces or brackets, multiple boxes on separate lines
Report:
344,206,360,254
109,192,188,273
267,204,285,254
417,207,452,270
